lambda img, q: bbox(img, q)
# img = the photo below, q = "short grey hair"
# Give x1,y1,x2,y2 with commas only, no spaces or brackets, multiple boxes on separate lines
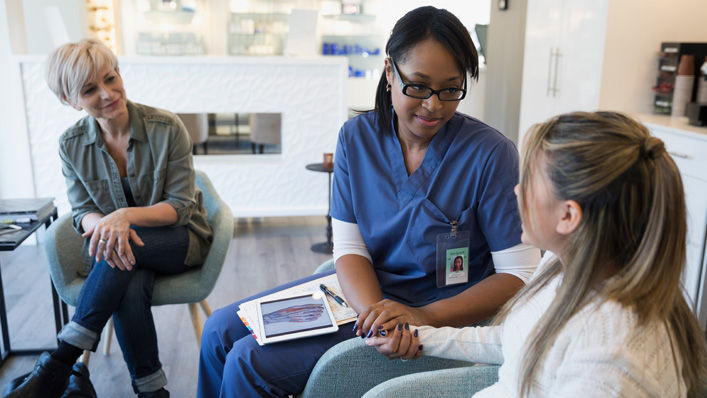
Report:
45,38,119,106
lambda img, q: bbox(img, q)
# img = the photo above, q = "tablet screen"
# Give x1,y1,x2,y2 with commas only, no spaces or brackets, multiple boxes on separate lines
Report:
260,294,335,338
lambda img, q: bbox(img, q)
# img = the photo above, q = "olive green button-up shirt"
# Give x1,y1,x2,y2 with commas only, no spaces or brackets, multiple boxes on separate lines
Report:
58,101,213,268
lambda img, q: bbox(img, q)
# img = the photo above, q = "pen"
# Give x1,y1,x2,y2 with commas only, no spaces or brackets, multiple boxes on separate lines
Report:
319,284,348,307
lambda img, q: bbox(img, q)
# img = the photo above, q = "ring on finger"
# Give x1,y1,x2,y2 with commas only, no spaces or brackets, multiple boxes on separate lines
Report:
99,238,107,244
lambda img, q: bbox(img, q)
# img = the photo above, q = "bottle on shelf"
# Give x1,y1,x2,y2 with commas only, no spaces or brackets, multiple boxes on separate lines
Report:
672,54,695,118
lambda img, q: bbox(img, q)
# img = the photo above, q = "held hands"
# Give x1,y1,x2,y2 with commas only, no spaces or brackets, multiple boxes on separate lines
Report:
365,322,423,360
82,209,144,271
353,298,427,338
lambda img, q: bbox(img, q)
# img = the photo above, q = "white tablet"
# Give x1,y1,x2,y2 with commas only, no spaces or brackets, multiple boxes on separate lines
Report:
256,292,339,344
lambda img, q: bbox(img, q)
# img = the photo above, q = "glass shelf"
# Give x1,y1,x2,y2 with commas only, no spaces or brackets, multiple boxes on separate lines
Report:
322,13,377,23
132,0,206,56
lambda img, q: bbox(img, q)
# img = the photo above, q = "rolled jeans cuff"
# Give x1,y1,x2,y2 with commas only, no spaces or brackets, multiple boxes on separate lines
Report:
57,321,99,351
133,368,167,393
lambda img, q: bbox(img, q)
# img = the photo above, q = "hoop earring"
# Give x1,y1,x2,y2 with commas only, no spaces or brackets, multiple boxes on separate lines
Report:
386,83,391,92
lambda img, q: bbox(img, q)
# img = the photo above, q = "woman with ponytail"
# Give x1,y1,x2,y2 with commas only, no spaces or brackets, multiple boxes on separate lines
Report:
198,6,540,397
367,111,707,397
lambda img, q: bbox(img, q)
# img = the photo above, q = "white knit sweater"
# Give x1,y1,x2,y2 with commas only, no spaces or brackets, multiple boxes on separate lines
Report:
417,253,686,397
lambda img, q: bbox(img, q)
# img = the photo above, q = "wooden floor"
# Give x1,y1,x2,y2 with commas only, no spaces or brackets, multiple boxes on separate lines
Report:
0,216,332,397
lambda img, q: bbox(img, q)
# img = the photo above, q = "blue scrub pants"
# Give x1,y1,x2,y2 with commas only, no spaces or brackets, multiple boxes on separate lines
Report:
198,272,357,397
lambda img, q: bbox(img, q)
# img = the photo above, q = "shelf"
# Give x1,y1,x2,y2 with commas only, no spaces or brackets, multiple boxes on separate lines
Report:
322,13,377,23
142,9,196,25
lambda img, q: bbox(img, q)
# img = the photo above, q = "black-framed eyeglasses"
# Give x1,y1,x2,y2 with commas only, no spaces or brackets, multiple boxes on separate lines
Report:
390,58,466,101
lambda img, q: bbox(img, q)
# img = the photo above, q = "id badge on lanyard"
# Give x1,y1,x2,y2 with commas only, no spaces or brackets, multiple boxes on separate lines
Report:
436,220,470,287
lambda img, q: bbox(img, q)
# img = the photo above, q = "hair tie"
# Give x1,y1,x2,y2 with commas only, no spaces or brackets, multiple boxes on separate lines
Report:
640,136,665,160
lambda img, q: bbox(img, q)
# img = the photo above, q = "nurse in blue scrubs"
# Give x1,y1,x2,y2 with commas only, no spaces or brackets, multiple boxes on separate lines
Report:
197,6,540,397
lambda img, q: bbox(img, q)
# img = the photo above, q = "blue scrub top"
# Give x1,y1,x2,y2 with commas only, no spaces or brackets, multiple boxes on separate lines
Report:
331,110,522,307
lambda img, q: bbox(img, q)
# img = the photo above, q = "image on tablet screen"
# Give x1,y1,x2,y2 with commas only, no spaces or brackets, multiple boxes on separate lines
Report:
261,294,334,337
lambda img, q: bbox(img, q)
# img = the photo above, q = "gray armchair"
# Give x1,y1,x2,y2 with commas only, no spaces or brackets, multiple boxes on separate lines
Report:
301,259,484,397
178,113,210,155
304,261,707,397
363,365,500,397
44,170,233,354
249,113,281,154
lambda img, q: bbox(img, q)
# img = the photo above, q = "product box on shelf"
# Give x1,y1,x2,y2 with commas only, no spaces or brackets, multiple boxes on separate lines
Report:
653,42,707,116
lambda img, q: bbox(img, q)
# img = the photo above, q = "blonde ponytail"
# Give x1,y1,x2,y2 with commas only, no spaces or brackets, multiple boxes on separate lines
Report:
496,112,706,397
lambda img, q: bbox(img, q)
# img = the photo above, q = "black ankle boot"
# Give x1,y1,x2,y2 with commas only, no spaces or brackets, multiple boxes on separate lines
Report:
137,387,169,398
61,362,97,398
2,352,72,398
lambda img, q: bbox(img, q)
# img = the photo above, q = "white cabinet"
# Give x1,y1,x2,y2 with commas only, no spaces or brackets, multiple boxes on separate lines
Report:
517,0,608,145
642,115,707,330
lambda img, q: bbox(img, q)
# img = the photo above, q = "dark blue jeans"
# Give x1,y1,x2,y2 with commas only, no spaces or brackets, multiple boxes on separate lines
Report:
57,225,192,392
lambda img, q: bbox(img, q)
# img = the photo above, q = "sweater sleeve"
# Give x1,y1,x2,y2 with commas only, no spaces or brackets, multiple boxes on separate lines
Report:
417,325,504,365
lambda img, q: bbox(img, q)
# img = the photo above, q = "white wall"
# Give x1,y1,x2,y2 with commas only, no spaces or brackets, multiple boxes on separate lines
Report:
367,0,490,39
18,56,347,217
21,0,86,54
0,0,34,199
599,0,707,114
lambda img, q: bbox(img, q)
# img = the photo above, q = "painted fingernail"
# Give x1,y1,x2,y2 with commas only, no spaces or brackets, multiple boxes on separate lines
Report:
397,323,402,331
414,329,418,337
418,344,423,351
352,322,358,332
377,325,383,329
380,330,386,336
404,322,409,330
366,330,373,338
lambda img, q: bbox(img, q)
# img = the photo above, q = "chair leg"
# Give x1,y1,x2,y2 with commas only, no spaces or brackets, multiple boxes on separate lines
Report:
79,350,91,365
102,317,114,355
188,303,203,348
199,300,212,317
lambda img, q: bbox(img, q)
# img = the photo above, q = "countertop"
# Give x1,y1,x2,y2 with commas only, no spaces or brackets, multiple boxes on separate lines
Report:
634,113,707,140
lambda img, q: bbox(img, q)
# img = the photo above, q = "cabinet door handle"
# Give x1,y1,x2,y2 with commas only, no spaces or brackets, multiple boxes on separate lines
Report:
552,49,562,97
668,151,691,159
546,49,554,96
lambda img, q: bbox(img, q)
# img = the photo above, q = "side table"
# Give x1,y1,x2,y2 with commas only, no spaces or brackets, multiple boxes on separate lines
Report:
305,163,334,254
0,206,61,366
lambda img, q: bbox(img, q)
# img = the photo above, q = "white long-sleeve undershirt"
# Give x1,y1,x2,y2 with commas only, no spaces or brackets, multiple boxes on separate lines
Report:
332,218,540,283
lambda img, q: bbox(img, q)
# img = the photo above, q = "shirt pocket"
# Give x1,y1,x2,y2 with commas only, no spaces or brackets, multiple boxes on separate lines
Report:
405,200,482,271
405,198,452,269
133,169,162,205
84,179,115,214
457,206,480,234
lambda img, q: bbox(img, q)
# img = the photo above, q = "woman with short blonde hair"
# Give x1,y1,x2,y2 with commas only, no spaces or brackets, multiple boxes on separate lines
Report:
4,38,212,398
368,111,707,397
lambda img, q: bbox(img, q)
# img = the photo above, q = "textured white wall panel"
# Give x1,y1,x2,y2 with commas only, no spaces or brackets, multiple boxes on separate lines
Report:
19,56,348,218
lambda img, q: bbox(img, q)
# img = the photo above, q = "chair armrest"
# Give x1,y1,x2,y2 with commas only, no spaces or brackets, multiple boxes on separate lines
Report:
300,337,475,398
313,258,334,274
362,364,500,398
44,213,86,306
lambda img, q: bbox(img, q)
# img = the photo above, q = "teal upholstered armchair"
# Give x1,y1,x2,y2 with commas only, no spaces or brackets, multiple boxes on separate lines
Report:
44,170,233,354
301,259,499,397
304,260,707,397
